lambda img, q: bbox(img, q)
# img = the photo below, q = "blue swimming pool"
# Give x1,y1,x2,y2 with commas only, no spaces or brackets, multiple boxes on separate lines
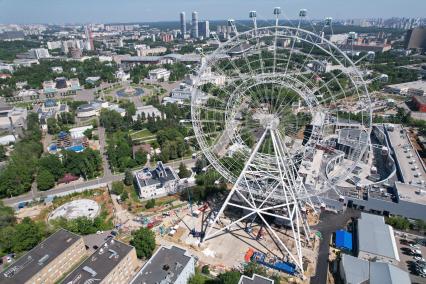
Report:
66,145,85,153
48,143,58,152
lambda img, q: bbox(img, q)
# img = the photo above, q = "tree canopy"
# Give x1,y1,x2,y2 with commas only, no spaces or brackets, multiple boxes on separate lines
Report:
130,227,156,259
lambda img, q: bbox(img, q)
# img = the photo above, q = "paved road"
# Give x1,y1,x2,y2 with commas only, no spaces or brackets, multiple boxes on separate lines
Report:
309,209,360,284
2,158,195,207
97,127,112,178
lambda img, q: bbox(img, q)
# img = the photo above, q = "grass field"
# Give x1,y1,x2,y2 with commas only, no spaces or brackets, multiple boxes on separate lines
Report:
129,129,157,142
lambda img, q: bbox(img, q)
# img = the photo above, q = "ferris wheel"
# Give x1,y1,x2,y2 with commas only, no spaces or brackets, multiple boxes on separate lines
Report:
191,7,372,274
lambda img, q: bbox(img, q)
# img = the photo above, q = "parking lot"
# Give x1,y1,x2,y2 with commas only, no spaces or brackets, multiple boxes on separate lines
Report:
395,232,426,283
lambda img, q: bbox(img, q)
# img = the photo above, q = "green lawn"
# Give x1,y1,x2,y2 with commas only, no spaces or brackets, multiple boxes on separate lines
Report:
129,129,156,142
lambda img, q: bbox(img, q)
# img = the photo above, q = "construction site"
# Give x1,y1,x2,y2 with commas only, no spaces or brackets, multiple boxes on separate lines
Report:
151,200,321,282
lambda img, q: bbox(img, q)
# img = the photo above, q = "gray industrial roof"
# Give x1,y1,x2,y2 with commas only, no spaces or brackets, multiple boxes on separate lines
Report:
61,238,134,284
0,229,82,284
239,273,274,284
130,245,193,284
340,254,369,284
369,261,411,284
357,213,399,261
340,254,410,284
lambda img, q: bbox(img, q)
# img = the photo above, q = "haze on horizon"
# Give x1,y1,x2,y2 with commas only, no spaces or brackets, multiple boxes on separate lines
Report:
0,0,425,25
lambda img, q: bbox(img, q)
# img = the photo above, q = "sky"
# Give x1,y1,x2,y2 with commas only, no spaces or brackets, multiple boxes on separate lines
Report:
0,0,425,24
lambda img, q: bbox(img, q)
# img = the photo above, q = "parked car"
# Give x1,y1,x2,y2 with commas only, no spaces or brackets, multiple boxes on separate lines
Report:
410,243,420,249
415,256,426,262
410,249,422,256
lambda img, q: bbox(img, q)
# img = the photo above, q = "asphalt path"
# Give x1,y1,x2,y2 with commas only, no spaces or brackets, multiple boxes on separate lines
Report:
2,158,195,206
309,209,360,284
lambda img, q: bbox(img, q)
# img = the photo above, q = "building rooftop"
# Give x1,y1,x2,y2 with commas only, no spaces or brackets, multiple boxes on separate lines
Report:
44,99,57,108
386,80,426,92
340,254,410,284
395,181,426,205
387,124,426,185
0,229,82,284
135,162,178,189
61,238,134,284
357,213,399,261
413,95,426,105
239,274,274,284
340,254,369,284
130,245,193,284
369,261,411,284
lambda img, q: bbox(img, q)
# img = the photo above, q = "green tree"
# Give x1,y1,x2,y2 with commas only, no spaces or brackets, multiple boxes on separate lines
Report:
120,191,129,201
124,169,133,186
188,272,209,284
178,162,192,178
0,201,15,229
130,227,156,259
100,109,124,132
217,270,241,284
12,217,44,252
46,117,60,134
243,262,267,278
83,128,93,139
195,159,207,174
0,145,6,161
145,199,156,209
38,154,64,180
111,181,124,195
134,150,148,166
201,265,210,275
36,169,55,191
0,226,16,254
386,216,410,231
414,219,426,233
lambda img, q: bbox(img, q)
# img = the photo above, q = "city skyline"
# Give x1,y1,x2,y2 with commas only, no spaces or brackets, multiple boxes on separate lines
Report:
0,0,425,24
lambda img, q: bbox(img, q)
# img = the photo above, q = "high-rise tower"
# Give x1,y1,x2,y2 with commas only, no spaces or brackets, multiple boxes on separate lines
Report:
84,25,94,51
180,12,186,38
198,21,210,39
191,11,199,39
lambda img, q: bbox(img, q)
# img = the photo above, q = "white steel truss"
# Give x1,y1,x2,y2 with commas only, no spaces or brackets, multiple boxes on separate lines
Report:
203,127,312,273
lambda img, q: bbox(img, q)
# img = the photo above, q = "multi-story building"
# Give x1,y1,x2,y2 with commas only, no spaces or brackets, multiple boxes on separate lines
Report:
160,33,174,43
30,48,50,59
191,11,199,39
61,238,139,284
132,105,164,121
198,21,210,39
37,99,69,126
0,229,86,284
135,161,179,199
47,41,62,50
136,46,167,57
75,101,125,118
130,245,195,284
0,103,27,131
180,12,187,38
148,68,171,81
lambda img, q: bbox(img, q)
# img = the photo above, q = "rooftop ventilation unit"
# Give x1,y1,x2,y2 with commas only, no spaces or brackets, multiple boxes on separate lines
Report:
108,249,118,259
